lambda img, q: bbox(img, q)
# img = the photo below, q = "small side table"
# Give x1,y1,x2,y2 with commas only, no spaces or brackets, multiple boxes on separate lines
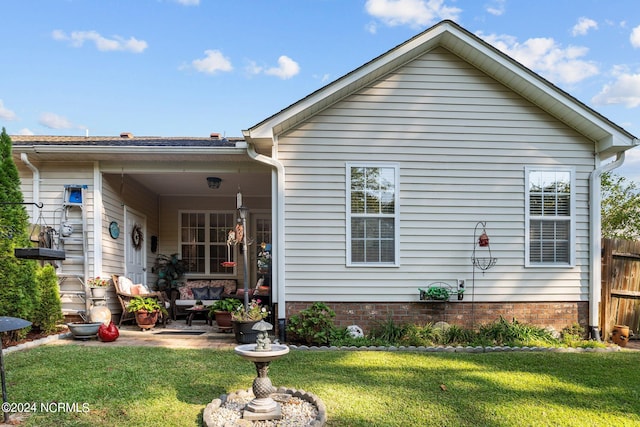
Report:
186,307,212,326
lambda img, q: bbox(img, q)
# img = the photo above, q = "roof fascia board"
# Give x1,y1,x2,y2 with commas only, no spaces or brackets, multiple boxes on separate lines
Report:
439,25,637,153
13,145,246,155
245,22,450,144
245,20,637,154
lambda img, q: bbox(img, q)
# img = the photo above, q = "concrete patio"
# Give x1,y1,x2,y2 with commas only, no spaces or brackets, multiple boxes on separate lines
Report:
52,318,238,350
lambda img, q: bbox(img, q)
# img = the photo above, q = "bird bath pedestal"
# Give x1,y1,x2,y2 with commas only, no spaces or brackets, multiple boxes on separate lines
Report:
234,320,290,421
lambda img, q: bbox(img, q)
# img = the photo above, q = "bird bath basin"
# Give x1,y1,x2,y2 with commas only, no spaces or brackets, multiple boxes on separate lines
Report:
234,343,290,362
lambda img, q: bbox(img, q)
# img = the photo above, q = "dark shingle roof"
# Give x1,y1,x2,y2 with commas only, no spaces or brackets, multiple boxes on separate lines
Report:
11,135,244,148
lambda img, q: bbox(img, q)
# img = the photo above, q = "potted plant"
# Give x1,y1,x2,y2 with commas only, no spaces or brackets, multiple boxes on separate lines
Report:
87,276,110,298
209,298,243,332
231,298,269,343
127,296,168,331
153,253,189,292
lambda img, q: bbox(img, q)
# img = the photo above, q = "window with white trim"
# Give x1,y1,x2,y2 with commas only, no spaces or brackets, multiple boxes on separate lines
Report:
347,164,399,266
525,168,574,266
179,211,236,275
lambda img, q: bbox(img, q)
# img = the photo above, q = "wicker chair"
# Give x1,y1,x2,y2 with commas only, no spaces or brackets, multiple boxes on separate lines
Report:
112,275,169,326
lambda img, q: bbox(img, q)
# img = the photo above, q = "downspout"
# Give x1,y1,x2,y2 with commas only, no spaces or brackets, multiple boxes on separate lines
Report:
245,141,287,342
589,150,625,340
20,154,40,219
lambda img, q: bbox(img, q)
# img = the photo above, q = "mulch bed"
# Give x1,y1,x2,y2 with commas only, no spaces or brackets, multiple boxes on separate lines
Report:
1,326,67,349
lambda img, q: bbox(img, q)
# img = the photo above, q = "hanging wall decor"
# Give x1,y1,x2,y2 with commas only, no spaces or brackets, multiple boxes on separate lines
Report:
131,224,144,250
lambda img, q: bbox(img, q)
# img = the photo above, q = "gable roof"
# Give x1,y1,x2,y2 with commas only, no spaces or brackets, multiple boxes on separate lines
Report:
243,20,638,158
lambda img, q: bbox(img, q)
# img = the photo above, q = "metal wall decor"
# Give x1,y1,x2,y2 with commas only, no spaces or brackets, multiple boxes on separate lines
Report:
109,221,120,239
131,224,143,250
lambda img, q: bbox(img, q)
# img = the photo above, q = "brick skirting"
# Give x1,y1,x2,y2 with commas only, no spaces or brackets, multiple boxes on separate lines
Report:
285,301,589,334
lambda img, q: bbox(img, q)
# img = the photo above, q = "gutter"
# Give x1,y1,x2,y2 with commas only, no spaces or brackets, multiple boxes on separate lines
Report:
20,153,40,219
588,150,626,340
244,140,287,342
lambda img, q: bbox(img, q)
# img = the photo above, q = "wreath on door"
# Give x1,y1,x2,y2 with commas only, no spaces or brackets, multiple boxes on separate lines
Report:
131,224,144,250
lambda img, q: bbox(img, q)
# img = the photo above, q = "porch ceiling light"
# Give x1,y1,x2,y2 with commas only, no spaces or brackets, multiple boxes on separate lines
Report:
207,177,222,189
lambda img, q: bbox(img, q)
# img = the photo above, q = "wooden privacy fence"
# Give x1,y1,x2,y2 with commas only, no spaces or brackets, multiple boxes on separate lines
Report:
601,238,640,340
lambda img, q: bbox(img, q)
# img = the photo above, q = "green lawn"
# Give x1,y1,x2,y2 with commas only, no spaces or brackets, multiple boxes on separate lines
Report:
4,345,640,426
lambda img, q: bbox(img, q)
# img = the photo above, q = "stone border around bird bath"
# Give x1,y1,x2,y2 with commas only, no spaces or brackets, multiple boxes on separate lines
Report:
203,386,326,427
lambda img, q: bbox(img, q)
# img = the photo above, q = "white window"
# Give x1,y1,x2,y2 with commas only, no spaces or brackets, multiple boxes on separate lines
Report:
179,211,236,275
347,164,399,266
525,167,575,267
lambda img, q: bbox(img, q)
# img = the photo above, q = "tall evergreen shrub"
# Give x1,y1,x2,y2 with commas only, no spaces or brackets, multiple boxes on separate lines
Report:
33,264,63,333
0,128,38,336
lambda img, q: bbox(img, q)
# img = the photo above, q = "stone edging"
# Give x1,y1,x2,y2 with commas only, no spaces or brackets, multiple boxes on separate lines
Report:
2,332,72,355
288,344,621,353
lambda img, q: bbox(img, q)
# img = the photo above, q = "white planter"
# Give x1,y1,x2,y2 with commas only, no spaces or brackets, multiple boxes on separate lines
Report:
91,287,107,298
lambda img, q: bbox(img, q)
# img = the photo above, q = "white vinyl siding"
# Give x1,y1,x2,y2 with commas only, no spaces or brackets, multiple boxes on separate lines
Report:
277,47,593,303
347,164,399,266
525,167,575,267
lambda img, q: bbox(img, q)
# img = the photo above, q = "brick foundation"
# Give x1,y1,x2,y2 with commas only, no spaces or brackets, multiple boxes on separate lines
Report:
285,301,588,334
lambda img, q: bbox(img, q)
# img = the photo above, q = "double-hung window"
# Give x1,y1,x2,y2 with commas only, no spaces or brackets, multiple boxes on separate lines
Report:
347,164,399,266
180,211,236,275
525,167,575,267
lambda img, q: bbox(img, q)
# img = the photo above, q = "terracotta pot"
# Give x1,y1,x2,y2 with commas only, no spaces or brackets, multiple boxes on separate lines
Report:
213,311,233,331
135,310,159,330
612,325,630,347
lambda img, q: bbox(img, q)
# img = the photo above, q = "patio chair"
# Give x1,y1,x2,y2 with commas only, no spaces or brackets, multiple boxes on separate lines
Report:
111,275,170,326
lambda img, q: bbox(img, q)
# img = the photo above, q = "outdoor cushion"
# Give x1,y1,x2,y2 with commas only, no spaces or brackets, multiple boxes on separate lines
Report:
209,286,224,300
191,287,210,300
118,276,134,294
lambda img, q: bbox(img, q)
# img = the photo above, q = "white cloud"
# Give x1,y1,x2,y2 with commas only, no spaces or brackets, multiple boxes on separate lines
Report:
592,73,640,107
39,112,75,129
631,25,640,48
191,50,233,75
572,17,598,36
245,60,263,76
264,56,300,80
365,21,379,34
17,128,34,135
0,100,17,121
175,0,199,5
365,0,461,29
479,32,599,85
52,30,147,53
486,0,506,16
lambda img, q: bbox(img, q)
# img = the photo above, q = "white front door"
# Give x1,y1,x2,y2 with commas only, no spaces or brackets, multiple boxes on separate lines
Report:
124,207,147,284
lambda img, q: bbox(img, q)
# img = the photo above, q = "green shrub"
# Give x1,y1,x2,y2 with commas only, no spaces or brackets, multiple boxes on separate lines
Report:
286,302,336,346
0,128,38,339
32,264,63,334
369,316,408,344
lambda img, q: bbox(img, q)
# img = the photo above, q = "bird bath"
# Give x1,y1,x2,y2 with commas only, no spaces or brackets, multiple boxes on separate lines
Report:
233,320,290,421
203,320,325,426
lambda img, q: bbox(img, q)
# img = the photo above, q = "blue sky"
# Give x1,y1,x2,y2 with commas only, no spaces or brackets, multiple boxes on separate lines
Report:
1,0,639,181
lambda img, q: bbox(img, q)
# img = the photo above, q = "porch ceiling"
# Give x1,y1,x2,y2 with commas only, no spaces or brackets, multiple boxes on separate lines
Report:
120,171,271,198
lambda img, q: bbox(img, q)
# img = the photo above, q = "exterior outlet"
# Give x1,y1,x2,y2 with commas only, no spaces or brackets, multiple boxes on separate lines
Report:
457,279,465,301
